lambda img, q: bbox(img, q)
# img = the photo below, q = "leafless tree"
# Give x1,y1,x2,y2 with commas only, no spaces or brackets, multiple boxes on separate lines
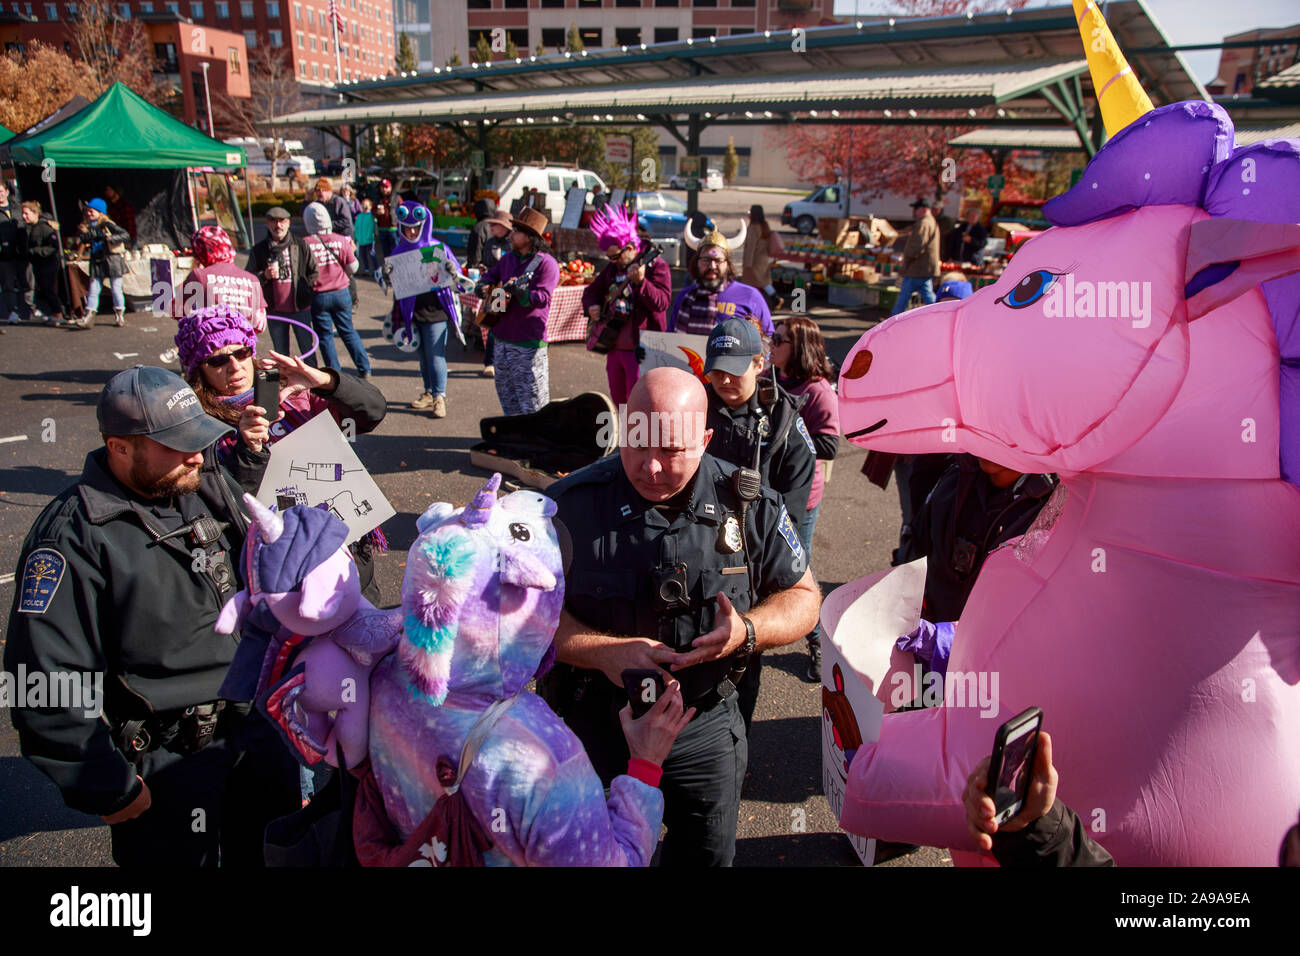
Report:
212,44,307,191
70,0,172,106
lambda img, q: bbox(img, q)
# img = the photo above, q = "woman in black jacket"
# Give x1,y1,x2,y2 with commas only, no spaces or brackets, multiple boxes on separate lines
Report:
20,201,65,325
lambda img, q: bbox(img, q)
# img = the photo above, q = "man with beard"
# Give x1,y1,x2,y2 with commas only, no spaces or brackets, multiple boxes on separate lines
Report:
247,206,319,363
667,225,774,336
4,366,300,867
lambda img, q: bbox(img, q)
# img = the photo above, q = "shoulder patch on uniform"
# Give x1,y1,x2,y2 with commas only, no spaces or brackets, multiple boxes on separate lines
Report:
795,416,815,455
19,548,66,614
776,506,805,563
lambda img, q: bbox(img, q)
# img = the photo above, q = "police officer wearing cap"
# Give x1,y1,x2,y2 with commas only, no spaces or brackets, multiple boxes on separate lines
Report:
4,366,300,867
702,317,817,730
540,366,821,866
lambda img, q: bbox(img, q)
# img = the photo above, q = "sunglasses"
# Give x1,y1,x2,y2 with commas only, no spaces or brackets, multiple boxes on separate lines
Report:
203,346,253,369
771,332,789,346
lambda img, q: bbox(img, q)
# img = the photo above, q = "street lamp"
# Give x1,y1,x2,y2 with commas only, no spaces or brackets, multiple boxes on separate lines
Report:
200,60,214,137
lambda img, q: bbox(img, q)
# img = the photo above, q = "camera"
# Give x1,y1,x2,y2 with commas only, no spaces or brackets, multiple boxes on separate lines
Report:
652,563,690,613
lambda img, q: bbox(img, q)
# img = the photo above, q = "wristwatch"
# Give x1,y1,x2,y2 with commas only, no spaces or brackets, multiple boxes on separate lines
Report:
738,615,756,657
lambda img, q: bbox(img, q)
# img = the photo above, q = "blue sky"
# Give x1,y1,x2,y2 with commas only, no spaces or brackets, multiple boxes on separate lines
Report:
831,1,1300,82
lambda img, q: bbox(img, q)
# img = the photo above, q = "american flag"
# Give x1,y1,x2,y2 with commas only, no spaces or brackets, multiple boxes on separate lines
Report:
328,0,345,32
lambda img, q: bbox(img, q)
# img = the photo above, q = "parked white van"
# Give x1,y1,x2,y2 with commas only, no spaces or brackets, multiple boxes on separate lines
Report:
492,164,607,217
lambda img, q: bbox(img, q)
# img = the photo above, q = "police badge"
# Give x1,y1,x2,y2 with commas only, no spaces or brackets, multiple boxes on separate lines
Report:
718,514,743,553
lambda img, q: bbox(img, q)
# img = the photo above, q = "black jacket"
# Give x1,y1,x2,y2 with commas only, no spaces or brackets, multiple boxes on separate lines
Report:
21,214,61,264
0,199,19,261
4,447,249,817
992,801,1116,867
903,454,1056,622
247,232,319,312
705,377,818,520
78,216,131,278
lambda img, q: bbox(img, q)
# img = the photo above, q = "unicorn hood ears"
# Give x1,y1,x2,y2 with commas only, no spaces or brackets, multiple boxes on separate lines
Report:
216,494,361,637
399,474,566,706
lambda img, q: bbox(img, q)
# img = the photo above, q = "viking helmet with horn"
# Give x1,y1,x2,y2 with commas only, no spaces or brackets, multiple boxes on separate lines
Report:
683,218,747,253
1074,0,1153,138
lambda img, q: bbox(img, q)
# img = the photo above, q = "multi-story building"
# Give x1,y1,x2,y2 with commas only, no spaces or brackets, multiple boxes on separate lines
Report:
403,0,837,187
0,6,250,132
1205,23,1300,96
175,0,397,86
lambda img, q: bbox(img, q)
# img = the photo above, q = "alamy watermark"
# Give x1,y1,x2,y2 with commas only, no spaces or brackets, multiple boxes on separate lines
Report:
1042,276,1152,329
888,663,999,718
595,406,709,454
0,666,103,719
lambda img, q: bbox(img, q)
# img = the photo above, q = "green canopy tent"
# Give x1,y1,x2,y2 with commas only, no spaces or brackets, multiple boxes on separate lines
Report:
4,82,252,249
0,124,13,146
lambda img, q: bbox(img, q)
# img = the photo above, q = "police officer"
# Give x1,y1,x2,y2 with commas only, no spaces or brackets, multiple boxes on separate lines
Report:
4,366,300,867
541,366,821,866
701,318,817,730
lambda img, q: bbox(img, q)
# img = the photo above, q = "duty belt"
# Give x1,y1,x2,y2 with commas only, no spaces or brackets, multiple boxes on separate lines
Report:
117,701,226,762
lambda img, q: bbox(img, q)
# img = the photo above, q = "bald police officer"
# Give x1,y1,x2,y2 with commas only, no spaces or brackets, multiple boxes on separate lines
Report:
541,366,821,866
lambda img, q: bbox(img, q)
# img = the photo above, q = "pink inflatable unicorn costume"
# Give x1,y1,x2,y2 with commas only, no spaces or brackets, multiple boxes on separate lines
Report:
837,96,1300,863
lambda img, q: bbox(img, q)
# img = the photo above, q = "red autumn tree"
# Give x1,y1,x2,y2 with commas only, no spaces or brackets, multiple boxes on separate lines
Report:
775,0,1037,210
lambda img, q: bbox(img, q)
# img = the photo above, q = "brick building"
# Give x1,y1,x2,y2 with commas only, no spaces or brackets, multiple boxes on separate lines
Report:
1205,23,1300,96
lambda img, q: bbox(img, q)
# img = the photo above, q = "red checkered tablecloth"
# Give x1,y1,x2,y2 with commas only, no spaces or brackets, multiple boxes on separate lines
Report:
459,284,590,344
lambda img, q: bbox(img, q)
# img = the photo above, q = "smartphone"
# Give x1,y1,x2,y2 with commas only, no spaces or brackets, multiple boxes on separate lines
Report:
253,368,280,417
986,706,1042,825
621,668,667,719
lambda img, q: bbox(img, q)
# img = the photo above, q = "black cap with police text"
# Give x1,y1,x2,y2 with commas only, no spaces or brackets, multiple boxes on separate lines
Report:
97,365,233,453
704,317,764,376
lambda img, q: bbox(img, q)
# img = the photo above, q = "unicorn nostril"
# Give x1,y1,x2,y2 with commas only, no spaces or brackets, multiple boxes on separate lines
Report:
845,349,874,380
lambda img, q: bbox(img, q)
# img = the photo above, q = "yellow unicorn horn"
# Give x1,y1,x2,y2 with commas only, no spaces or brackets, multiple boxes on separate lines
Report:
1073,0,1154,137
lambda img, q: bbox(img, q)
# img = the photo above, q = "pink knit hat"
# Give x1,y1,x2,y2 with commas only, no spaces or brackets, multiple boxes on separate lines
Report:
175,303,257,378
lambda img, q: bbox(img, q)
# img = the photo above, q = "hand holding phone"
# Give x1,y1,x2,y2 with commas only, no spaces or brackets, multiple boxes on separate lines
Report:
253,367,281,417
987,707,1043,825
963,715,1058,852
621,668,667,719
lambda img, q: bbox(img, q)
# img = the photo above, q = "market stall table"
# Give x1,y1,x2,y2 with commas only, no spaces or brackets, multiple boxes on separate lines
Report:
459,283,590,344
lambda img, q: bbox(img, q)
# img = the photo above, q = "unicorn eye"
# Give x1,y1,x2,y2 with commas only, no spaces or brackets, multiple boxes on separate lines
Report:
509,523,531,542
997,270,1061,309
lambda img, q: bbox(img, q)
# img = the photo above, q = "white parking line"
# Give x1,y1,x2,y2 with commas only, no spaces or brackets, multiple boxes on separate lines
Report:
0,434,28,444
0,573,15,585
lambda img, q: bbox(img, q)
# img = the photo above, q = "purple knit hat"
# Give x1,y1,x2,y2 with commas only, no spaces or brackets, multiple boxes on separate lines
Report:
175,303,257,377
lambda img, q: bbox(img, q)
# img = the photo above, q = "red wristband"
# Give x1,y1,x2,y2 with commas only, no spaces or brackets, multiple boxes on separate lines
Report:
627,758,663,788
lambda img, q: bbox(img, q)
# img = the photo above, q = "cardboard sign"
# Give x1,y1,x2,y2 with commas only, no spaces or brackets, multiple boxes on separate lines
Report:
150,258,174,317
820,558,927,866
255,411,396,546
560,185,587,230
637,330,710,379
384,245,467,300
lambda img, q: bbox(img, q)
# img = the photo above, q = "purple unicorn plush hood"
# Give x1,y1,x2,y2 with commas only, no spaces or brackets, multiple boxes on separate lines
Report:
397,472,564,704
366,474,663,866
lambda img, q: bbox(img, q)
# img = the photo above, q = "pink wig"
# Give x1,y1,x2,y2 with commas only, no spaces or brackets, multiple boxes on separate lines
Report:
589,203,640,252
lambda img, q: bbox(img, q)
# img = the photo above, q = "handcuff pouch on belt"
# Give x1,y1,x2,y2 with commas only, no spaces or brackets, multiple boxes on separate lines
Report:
116,701,226,762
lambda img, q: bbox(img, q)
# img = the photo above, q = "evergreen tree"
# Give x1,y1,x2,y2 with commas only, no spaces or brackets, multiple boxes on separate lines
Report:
396,32,417,72
565,23,584,53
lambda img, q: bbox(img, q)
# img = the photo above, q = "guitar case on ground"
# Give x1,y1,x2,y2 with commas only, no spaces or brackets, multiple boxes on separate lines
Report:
470,392,618,490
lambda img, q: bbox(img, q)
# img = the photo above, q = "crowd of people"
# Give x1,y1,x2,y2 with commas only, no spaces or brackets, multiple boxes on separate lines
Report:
7,172,1296,872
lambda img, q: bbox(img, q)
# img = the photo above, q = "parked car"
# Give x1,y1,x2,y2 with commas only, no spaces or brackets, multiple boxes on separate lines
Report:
781,182,960,233
625,191,690,239
667,168,724,191
492,164,607,217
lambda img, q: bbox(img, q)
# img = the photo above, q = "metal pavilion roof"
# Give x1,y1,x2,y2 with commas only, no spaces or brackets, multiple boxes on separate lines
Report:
1255,62,1300,104
327,0,1202,107
271,60,1089,128
272,0,1202,132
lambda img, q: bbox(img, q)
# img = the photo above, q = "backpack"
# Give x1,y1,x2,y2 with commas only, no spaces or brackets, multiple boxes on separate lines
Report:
352,693,521,867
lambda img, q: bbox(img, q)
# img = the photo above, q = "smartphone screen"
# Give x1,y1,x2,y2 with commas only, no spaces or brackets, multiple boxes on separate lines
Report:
988,707,1042,825
621,669,667,719
254,368,280,416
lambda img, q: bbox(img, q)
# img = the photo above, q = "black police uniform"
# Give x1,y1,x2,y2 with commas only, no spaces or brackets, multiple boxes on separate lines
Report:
541,452,808,867
4,447,301,867
705,376,817,728
901,454,1056,622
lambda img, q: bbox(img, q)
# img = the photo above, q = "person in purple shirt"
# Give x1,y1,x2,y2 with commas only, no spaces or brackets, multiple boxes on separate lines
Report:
476,207,560,415
668,225,774,336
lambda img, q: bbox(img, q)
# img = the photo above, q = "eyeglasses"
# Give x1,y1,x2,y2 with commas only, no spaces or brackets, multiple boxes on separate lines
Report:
771,333,789,346
203,346,253,369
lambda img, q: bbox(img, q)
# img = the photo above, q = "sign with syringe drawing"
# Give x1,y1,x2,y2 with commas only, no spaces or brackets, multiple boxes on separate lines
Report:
254,410,395,545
